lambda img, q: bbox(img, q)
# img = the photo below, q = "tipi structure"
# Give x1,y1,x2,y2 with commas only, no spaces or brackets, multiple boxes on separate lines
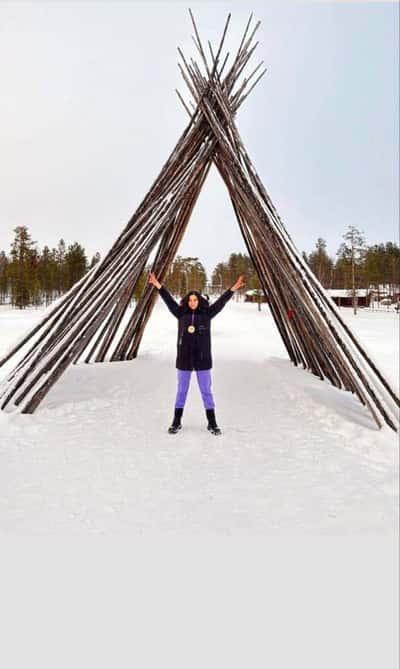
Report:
0,12,399,431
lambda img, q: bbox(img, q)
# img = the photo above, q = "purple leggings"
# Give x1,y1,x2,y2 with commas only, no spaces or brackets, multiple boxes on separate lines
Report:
175,369,215,410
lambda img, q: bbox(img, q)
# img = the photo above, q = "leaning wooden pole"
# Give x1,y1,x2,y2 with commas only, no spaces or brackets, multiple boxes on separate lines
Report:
0,10,398,433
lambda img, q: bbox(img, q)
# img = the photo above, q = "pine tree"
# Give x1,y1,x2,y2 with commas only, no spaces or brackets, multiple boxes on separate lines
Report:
307,238,333,288
211,261,230,292
364,244,384,296
336,226,366,314
226,252,249,298
29,246,41,306
64,242,88,290
0,250,9,304
9,226,38,309
384,242,400,298
55,238,66,295
39,245,57,305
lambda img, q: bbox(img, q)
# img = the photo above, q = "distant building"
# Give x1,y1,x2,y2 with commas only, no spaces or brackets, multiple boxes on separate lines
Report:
369,285,400,302
326,289,371,307
244,289,268,303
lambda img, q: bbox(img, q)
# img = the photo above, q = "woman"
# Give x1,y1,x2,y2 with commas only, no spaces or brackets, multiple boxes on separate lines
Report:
148,272,245,435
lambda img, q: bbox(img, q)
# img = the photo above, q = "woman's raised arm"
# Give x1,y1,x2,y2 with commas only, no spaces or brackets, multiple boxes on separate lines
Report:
208,288,234,319
148,272,162,290
148,272,180,318
208,275,245,319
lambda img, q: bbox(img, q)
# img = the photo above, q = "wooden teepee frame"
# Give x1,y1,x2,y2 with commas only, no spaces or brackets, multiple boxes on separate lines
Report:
0,11,399,431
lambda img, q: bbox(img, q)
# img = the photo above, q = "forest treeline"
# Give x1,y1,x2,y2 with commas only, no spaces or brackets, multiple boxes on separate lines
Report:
301,231,399,295
0,226,100,308
0,225,398,309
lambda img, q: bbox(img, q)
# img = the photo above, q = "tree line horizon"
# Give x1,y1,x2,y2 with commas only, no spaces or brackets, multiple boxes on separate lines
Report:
0,225,398,309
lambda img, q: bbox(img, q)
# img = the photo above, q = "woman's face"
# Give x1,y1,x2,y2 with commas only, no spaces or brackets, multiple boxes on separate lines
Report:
188,293,199,310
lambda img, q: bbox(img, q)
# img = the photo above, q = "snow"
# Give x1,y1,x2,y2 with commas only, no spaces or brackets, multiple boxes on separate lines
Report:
0,299,398,536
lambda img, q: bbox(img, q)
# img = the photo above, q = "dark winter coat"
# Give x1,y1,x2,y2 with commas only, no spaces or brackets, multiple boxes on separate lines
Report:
157,285,234,371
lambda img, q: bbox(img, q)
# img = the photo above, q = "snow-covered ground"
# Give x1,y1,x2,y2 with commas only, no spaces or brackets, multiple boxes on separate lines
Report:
0,298,398,535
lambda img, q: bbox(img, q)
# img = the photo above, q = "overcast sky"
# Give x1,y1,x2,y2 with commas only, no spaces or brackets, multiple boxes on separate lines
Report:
0,1,398,277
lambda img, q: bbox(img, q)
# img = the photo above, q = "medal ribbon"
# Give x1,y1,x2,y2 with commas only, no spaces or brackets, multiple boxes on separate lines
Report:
187,311,195,333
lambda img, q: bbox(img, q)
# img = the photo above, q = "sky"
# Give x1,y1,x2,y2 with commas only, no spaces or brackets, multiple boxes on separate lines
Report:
0,0,398,278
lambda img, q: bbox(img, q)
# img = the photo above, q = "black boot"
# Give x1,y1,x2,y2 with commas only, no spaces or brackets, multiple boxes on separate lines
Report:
168,407,183,434
206,408,222,436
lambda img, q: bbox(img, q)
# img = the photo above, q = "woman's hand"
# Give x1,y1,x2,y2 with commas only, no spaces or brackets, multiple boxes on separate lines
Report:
231,275,245,291
148,272,161,290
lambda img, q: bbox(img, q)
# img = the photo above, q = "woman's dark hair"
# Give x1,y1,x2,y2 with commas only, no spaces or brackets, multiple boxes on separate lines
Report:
179,290,209,312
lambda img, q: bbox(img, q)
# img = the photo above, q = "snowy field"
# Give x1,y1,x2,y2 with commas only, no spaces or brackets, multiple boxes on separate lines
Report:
0,297,398,536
